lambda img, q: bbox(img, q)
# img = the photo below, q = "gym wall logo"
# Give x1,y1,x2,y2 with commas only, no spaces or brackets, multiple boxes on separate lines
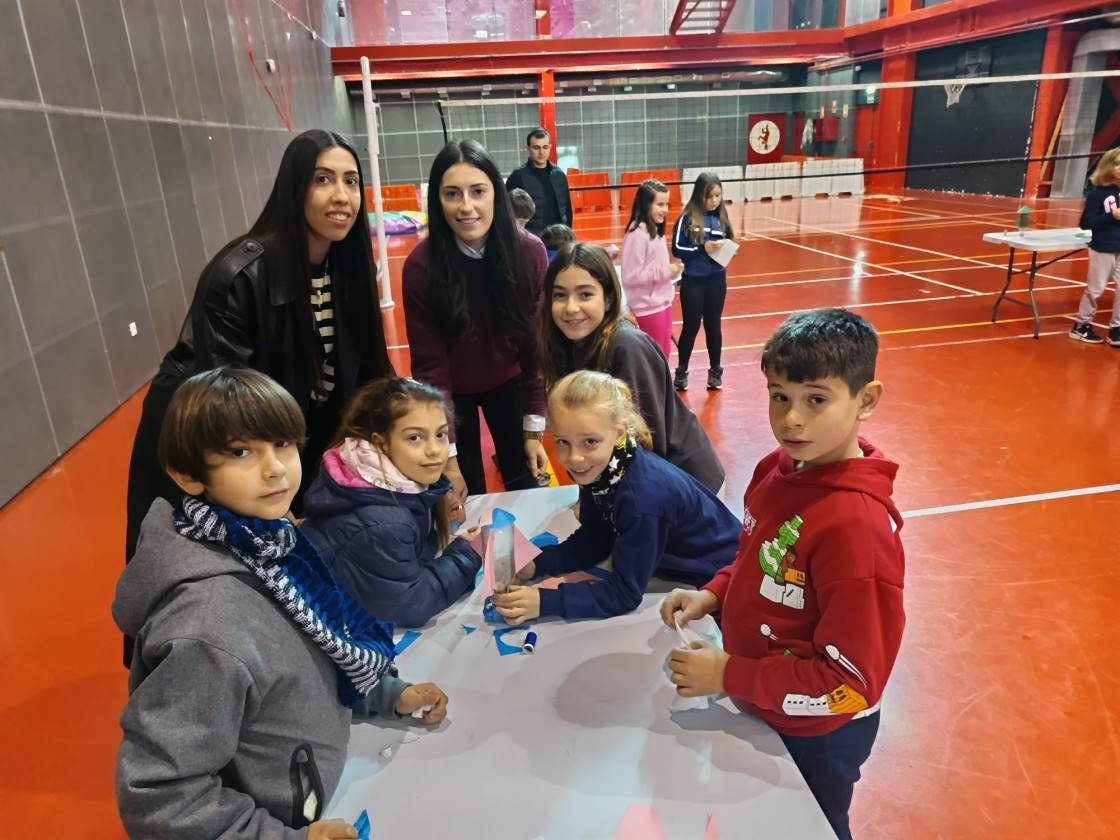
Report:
758,514,806,609
747,113,786,164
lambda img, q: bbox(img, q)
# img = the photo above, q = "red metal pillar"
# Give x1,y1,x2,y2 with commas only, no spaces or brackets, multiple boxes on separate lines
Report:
539,70,558,163
1023,25,1079,198
866,53,915,191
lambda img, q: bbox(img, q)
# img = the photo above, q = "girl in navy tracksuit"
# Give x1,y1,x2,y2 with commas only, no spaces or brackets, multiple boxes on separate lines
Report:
672,172,735,390
491,370,740,624
301,377,482,627
1072,148,1120,346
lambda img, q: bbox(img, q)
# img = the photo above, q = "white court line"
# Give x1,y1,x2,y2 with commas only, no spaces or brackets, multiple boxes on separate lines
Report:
749,229,986,295
902,483,1120,519
882,328,1070,351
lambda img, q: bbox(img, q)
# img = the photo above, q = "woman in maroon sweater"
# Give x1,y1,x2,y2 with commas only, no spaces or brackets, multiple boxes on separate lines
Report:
403,140,549,497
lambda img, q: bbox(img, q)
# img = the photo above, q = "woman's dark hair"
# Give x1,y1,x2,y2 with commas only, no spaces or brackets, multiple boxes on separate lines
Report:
159,367,306,483
424,139,530,342
244,129,391,396
331,377,455,549
626,179,669,239
683,172,734,244
538,242,624,389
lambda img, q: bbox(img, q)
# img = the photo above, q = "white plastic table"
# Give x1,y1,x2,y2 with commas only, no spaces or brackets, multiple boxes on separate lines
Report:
984,227,1091,338
327,486,834,839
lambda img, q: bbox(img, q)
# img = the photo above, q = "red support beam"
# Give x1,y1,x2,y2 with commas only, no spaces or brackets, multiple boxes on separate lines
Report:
866,52,915,192
1023,24,1080,198
539,70,557,164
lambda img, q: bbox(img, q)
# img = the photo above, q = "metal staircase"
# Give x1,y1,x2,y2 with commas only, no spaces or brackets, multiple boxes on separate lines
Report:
669,0,738,35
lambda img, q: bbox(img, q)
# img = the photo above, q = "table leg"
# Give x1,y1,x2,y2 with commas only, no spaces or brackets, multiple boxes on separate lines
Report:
1027,252,1041,339
991,247,1017,323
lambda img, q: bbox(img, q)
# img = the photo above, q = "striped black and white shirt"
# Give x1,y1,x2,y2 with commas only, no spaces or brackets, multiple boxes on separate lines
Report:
310,265,336,403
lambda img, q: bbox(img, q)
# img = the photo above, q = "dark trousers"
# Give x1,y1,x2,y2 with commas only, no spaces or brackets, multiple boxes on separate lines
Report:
779,712,880,840
676,272,727,371
452,376,538,495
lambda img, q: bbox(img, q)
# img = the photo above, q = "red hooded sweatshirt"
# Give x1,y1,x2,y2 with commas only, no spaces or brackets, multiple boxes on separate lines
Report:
704,438,905,737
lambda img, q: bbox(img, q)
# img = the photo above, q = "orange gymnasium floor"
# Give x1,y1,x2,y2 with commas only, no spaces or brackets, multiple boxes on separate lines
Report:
2,190,1119,838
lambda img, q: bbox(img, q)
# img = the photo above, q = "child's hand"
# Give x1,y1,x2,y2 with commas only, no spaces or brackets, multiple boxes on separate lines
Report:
1112,207,1120,220
670,261,684,278
704,240,719,254
491,584,541,624
660,588,719,629
308,818,358,839
443,464,467,511
516,560,537,580
395,683,449,724
667,641,729,697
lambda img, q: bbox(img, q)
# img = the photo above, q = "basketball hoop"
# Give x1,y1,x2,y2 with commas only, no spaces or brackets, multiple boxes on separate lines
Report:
944,82,965,107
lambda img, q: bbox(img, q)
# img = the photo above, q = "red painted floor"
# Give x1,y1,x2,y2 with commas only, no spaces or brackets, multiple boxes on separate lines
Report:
3,190,1119,838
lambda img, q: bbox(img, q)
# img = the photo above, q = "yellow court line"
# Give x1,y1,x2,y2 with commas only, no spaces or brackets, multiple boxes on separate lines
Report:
719,312,1077,351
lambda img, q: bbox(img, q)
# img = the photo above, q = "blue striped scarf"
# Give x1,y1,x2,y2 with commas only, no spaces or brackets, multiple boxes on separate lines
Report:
173,496,395,708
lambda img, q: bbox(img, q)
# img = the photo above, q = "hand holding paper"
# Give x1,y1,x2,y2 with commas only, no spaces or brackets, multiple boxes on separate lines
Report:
708,238,739,267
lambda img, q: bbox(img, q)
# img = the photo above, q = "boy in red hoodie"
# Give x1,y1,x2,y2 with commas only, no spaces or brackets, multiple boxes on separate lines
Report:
662,308,904,840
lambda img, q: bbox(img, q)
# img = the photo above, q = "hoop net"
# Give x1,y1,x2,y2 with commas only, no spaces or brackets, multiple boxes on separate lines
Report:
944,82,966,107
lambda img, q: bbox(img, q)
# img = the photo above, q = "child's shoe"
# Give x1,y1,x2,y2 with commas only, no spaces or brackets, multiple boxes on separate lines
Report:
1069,322,1104,343
674,368,688,391
1109,327,1120,347
707,366,723,390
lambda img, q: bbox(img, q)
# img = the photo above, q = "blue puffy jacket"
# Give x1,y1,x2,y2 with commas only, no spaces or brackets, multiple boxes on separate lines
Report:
301,461,481,627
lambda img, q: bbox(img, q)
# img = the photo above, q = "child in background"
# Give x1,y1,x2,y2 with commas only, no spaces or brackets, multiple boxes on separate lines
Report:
114,368,448,839
662,308,905,840
301,377,483,627
509,187,536,231
539,242,724,493
492,370,739,624
621,179,682,356
672,172,735,390
1071,147,1120,346
539,223,576,260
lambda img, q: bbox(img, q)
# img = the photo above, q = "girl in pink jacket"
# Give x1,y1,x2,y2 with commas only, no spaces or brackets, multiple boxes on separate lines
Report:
621,179,682,356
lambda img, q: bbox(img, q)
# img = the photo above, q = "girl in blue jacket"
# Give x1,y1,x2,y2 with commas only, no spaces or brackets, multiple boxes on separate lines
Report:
492,370,740,624
671,172,735,391
1071,147,1120,346
301,378,482,627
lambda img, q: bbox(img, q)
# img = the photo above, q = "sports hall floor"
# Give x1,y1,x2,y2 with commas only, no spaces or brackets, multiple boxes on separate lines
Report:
2,189,1118,838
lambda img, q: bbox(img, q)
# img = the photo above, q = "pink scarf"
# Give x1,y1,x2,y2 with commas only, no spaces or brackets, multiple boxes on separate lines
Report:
331,437,428,494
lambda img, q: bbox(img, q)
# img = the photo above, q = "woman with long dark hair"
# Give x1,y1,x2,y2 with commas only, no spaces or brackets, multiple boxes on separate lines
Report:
402,139,549,496
125,129,394,580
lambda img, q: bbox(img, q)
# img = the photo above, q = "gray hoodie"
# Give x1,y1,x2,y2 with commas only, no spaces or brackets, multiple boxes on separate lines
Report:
114,500,407,839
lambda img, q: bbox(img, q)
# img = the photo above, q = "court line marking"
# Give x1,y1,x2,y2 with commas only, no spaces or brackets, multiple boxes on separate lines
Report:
748,229,985,294
902,484,1120,519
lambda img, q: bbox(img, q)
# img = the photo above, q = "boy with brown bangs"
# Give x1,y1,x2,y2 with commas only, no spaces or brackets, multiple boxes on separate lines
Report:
114,367,448,839
662,308,905,840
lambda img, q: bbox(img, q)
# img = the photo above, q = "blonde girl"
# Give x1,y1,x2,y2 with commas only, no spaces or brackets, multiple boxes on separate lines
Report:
301,377,483,627
1071,148,1120,346
492,370,739,624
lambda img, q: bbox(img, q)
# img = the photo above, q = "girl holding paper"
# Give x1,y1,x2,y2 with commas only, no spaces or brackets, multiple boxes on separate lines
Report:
672,172,735,392
539,242,724,493
492,371,739,624
301,377,483,627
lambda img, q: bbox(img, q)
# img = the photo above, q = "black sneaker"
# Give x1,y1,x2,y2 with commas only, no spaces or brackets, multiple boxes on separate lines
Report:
1110,327,1120,347
1069,322,1104,344
707,366,723,390
674,368,688,391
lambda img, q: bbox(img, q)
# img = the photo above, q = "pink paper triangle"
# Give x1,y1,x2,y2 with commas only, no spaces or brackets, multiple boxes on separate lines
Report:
703,812,718,840
480,510,541,594
611,804,667,840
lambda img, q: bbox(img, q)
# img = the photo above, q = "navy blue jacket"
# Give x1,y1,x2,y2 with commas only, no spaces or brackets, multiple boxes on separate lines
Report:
535,446,740,619
1079,185,1120,253
672,209,730,280
301,470,482,628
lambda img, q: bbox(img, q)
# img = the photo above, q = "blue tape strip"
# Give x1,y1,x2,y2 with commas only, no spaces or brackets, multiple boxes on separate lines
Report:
355,809,371,840
494,626,532,656
393,630,421,656
529,531,558,548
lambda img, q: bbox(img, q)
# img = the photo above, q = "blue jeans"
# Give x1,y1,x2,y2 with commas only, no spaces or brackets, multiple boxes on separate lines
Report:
779,712,880,840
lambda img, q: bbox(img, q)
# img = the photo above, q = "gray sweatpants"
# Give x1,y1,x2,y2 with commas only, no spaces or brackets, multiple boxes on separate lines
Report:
1077,249,1120,328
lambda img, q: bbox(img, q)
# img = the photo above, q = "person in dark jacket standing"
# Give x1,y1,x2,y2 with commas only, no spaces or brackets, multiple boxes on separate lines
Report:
301,378,483,628
1071,147,1120,346
505,128,572,236
124,130,394,656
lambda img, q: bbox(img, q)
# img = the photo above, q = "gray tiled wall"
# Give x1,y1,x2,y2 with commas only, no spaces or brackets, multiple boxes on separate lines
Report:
0,0,349,506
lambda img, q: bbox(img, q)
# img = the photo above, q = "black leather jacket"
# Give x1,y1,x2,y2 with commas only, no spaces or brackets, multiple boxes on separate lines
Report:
505,160,572,234
156,238,381,410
